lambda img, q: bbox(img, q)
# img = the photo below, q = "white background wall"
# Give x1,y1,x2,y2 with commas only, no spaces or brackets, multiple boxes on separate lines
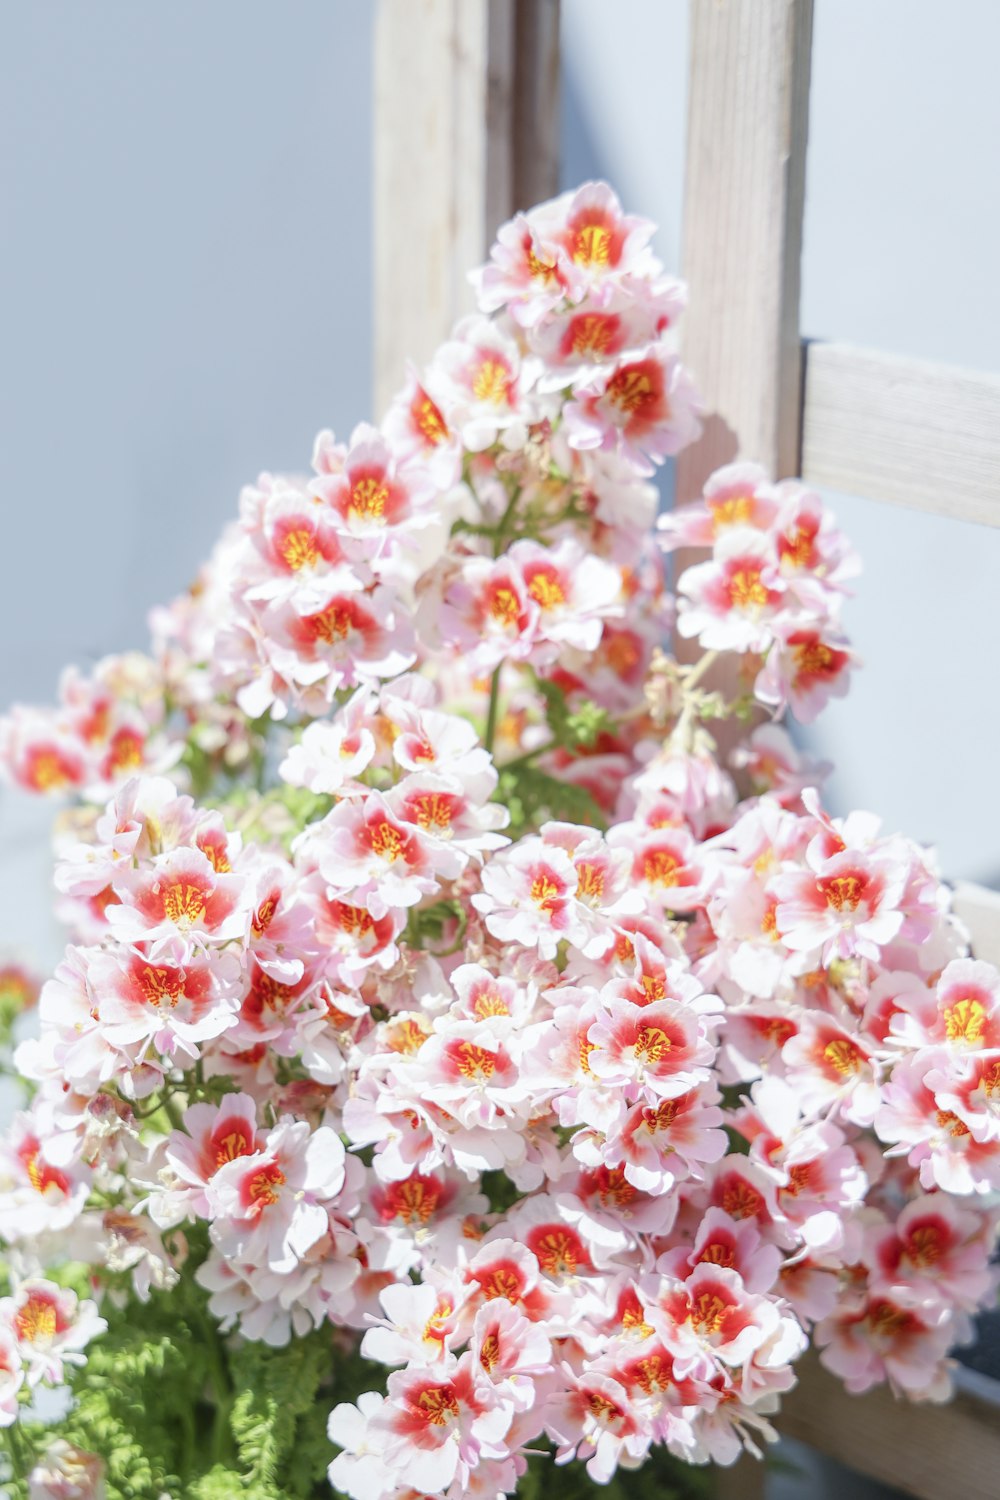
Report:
3,0,1000,976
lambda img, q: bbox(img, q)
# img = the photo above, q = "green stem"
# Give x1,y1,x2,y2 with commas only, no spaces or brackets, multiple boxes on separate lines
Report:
493,486,520,556
484,668,502,756
684,648,719,693
197,1304,236,1468
498,742,552,775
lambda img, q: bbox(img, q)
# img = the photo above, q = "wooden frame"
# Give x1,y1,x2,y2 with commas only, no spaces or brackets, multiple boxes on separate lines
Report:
373,0,559,417
372,2,1000,1496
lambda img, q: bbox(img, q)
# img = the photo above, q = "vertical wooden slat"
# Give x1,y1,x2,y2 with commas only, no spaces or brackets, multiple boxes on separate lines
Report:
373,0,560,418
676,0,814,502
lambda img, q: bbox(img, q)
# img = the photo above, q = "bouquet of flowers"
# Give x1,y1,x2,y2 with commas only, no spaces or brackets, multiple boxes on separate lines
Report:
0,182,997,1500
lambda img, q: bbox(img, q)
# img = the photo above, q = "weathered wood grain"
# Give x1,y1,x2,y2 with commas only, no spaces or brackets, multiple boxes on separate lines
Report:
373,0,560,418
676,0,814,502
778,1351,1000,1500
801,340,1000,527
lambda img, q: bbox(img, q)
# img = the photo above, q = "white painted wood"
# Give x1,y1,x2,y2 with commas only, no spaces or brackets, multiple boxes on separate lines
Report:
953,880,1000,966
373,0,560,419
676,0,814,503
800,341,1000,527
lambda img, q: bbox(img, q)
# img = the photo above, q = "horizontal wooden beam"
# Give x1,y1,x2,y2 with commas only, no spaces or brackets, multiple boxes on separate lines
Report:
801,341,1000,528
778,1351,1000,1500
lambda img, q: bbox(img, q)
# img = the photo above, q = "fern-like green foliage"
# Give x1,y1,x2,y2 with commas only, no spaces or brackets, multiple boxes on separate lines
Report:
497,766,607,841
0,1233,350,1500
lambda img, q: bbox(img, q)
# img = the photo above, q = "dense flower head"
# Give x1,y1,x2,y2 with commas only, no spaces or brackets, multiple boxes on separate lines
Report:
0,182,997,1496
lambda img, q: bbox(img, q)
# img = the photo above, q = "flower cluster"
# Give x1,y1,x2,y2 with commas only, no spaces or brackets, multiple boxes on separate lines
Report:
0,183,996,1500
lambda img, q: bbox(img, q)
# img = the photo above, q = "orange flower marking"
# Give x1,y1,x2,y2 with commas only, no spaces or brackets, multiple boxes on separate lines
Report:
162,882,207,925
370,820,404,862
634,1026,672,1065
642,849,680,887
247,1163,285,1210
471,357,512,405
422,1299,454,1350
906,1223,945,1267
691,1290,730,1336
620,1302,654,1339
571,313,616,357
632,1353,674,1395
108,729,144,774
248,971,296,1015
21,1149,68,1197
575,862,606,901
943,996,988,1045
530,873,562,912
311,603,353,643
252,895,278,936
572,221,612,266
415,1385,459,1426
981,1059,1000,1098
386,1018,429,1055
349,476,390,523
411,794,454,834
820,873,865,911
606,366,655,417
386,1177,441,1225
26,750,74,792
532,1228,584,1276
793,638,837,677
81,702,111,745
332,902,375,938
589,1164,636,1209
454,1042,497,1081
603,632,640,675
643,1098,681,1132
639,973,667,1004
935,1109,970,1138
488,584,522,626
483,1266,521,1302
526,570,567,611
15,1295,58,1343
578,1034,596,1076
472,988,510,1020
760,905,779,939
727,567,771,610
698,1239,736,1269
711,495,754,531
138,965,184,1008
526,243,559,282
198,838,231,874
280,527,320,571
822,1037,864,1076
867,1300,915,1338
779,526,817,570
720,1179,763,1221
215,1129,252,1167
586,1391,622,1423
783,1162,813,1197
479,1330,502,1373
415,393,448,445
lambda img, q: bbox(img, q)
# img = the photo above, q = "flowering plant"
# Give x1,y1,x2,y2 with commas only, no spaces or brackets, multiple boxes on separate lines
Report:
0,182,997,1500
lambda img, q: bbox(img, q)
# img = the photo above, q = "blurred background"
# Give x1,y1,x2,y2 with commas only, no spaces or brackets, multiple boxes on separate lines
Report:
1,5,998,1491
